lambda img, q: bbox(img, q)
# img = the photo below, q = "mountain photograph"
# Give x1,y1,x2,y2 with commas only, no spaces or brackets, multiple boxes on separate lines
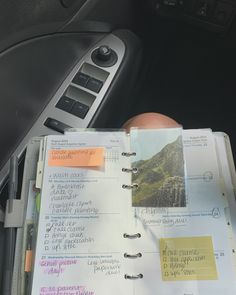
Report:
132,135,186,207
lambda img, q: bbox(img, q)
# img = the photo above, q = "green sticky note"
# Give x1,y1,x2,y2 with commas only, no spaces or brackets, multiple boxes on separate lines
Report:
35,192,41,213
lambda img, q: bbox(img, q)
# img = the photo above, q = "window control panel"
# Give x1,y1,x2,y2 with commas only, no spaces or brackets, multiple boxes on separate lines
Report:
56,63,109,119
0,34,126,186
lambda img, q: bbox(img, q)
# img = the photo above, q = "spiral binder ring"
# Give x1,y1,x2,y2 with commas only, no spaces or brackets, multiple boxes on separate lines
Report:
124,274,143,280
123,233,141,239
122,183,139,189
124,253,142,258
121,152,136,157
122,167,138,174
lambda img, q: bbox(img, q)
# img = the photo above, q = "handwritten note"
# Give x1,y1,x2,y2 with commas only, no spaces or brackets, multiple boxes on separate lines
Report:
87,257,121,276
43,220,95,253
39,259,78,277
48,148,104,167
31,132,131,294
159,236,218,281
40,285,94,295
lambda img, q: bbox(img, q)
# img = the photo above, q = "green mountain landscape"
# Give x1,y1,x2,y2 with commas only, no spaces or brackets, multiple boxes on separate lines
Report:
132,136,186,207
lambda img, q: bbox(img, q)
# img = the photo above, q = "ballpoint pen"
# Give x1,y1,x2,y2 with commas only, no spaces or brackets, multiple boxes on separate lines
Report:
3,155,18,295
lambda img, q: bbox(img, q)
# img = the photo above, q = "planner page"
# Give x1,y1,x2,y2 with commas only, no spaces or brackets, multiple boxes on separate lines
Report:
127,128,236,295
31,131,132,295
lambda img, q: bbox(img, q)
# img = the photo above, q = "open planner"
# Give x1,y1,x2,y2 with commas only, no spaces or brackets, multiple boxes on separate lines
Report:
11,127,236,295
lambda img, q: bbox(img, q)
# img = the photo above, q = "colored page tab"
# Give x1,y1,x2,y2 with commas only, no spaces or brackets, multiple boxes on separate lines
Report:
48,147,104,167
25,250,33,272
159,236,218,281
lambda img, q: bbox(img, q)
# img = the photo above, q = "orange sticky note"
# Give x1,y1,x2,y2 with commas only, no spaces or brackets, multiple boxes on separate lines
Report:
48,147,104,167
25,250,33,272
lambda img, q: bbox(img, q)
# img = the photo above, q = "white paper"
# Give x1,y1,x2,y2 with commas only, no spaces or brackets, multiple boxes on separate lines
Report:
31,131,132,295
127,128,236,294
30,129,236,295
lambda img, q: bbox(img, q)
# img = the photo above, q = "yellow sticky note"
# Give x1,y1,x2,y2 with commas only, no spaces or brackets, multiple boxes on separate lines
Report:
48,148,104,167
159,236,218,281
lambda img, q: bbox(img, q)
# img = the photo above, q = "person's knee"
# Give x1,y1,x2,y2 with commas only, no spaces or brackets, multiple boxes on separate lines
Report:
122,112,181,132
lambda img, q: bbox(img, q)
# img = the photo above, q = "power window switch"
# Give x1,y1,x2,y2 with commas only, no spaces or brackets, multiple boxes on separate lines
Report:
86,78,103,93
56,96,75,112
70,101,90,119
44,118,71,133
72,72,90,87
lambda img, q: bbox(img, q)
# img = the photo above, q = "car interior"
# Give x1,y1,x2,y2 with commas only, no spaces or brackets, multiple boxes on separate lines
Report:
0,0,235,290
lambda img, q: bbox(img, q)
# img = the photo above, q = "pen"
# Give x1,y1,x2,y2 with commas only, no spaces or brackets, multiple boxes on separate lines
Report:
3,155,18,295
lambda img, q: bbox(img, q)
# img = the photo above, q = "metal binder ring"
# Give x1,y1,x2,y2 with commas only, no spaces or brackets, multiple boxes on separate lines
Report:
124,274,143,280
122,167,138,174
122,183,139,189
124,253,142,258
123,233,141,239
121,152,136,157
